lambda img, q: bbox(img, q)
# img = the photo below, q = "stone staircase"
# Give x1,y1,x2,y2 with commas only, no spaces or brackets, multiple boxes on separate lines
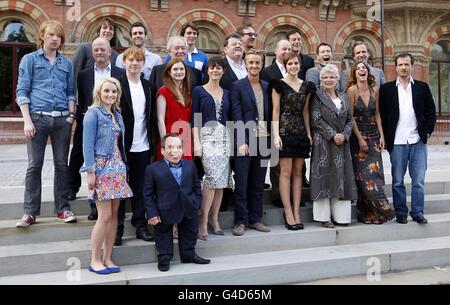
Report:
0,146,450,284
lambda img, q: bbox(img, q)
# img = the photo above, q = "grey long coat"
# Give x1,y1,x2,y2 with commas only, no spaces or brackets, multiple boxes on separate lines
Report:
310,88,357,201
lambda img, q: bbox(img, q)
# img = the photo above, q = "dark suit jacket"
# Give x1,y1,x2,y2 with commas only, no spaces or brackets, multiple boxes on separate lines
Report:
149,63,203,91
118,74,157,153
299,53,315,81
230,77,271,148
260,63,283,84
270,53,315,80
143,159,201,224
379,79,436,152
77,65,125,114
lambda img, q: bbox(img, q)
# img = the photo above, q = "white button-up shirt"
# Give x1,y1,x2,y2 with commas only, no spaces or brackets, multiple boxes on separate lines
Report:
275,60,287,78
394,77,420,145
226,55,247,80
94,62,111,84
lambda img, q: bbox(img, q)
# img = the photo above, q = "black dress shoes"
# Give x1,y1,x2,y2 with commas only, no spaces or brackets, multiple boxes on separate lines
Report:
396,216,408,224
114,225,124,246
136,229,154,242
87,206,98,221
412,216,428,224
158,261,170,272
181,253,211,264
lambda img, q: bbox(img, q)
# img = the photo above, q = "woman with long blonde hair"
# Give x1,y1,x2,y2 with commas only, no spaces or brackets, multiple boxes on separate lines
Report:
81,77,133,274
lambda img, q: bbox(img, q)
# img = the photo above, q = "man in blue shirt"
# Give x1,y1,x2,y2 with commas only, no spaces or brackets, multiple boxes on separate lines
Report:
15,20,77,227
165,22,208,78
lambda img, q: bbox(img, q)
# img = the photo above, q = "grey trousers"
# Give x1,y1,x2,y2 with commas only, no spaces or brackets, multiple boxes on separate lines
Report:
24,114,72,216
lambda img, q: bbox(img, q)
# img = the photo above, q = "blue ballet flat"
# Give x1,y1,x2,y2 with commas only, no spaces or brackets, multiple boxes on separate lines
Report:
107,266,121,273
88,265,112,275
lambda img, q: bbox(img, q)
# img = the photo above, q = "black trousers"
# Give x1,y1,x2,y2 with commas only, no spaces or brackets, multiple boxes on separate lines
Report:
68,119,84,195
118,150,151,230
154,215,198,263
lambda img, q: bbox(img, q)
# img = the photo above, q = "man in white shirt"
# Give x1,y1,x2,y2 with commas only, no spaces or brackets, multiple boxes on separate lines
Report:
68,37,125,219
116,22,162,80
218,33,247,90
379,53,436,225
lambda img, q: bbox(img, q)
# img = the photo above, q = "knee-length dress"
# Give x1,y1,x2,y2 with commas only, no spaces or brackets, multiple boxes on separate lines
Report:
93,123,133,202
271,80,312,158
157,86,193,160
192,86,233,189
350,95,395,224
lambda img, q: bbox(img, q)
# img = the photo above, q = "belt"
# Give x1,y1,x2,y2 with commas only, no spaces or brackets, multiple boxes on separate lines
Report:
33,111,69,117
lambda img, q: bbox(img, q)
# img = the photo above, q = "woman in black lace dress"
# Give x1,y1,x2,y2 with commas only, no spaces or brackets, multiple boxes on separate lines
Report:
346,62,395,224
271,52,313,230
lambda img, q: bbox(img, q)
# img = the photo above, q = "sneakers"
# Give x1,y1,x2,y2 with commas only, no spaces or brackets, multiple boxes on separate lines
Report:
248,222,271,232
16,214,36,228
57,211,77,223
232,224,246,236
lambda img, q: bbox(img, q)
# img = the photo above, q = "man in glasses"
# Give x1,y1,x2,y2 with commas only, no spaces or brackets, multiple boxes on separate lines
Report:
237,24,257,54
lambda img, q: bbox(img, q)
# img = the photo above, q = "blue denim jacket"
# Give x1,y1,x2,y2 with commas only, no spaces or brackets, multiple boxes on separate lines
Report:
80,107,127,173
16,49,76,112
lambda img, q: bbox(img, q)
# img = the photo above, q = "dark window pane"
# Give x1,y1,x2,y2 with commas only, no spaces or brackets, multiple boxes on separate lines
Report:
0,46,13,111
441,63,449,115
429,62,439,114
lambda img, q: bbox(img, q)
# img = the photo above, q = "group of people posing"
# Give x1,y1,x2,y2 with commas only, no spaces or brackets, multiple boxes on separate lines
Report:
15,18,436,274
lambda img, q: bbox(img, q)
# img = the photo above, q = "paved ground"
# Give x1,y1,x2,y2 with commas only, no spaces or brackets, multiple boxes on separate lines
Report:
297,265,450,285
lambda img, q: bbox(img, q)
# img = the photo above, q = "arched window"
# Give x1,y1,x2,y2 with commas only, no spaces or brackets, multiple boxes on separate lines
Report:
429,38,450,116
342,34,378,71
0,20,36,115
197,25,223,56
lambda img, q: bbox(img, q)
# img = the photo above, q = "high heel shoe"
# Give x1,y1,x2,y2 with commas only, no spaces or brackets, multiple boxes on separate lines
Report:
283,213,299,231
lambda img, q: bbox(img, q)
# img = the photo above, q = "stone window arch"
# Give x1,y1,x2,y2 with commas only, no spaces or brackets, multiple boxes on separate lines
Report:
196,24,224,56
0,14,39,43
429,37,450,116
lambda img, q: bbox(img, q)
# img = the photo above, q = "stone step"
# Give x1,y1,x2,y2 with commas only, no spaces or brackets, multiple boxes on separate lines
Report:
1,182,450,220
1,235,450,285
1,192,450,246
1,212,450,277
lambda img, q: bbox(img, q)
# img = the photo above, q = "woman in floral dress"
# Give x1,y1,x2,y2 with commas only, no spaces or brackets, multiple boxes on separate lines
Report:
345,62,395,224
81,77,133,274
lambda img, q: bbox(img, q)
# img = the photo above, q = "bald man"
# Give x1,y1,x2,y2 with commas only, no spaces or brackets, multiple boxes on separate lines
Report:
68,37,125,220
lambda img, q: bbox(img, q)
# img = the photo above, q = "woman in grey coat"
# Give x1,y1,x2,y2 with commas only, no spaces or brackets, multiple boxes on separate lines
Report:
310,64,357,228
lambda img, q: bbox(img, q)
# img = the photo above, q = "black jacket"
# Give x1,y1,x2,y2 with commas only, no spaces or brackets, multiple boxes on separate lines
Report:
379,79,436,152
118,74,157,154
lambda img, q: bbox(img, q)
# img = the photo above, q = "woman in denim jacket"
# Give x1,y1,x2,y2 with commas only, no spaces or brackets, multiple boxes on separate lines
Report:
80,77,133,275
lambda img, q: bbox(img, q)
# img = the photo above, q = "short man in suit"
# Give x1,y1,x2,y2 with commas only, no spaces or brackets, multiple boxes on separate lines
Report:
340,42,385,89
115,22,162,81
115,47,157,245
144,133,210,272
379,53,436,224
68,37,124,220
305,42,341,91
149,36,203,91
286,29,315,81
231,49,271,236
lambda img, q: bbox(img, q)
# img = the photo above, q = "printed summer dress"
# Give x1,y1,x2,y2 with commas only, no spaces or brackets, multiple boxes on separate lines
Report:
93,122,133,202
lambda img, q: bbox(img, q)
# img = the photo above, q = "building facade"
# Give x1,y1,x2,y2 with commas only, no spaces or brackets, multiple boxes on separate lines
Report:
0,0,449,136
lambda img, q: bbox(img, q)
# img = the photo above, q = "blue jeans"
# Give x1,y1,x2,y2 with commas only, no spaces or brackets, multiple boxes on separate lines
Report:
24,114,72,216
389,141,427,219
